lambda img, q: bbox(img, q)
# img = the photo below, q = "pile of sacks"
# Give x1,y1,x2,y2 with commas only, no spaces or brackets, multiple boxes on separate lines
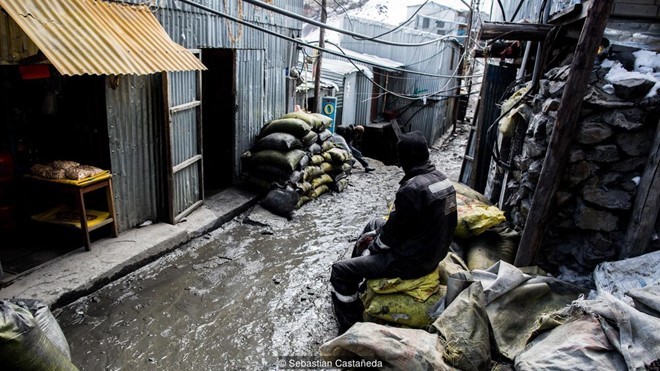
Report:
242,111,353,218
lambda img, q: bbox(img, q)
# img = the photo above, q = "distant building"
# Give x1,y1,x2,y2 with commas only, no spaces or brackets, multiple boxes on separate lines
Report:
406,1,469,37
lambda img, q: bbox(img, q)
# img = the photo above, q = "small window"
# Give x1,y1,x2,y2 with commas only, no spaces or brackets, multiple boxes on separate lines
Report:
422,17,430,28
435,20,445,28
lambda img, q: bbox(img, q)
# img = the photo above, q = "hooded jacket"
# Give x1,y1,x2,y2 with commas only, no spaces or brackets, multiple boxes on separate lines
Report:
370,132,458,278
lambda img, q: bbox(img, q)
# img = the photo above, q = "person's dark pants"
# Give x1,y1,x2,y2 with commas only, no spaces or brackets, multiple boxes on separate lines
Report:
349,145,370,168
330,219,389,334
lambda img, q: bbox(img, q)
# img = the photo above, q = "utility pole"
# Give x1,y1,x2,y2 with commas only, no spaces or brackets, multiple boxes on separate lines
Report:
313,0,327,113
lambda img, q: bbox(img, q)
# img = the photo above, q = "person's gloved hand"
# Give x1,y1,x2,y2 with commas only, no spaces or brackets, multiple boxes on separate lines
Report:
357,231,376,248
354,231,377,257
360,248,371,257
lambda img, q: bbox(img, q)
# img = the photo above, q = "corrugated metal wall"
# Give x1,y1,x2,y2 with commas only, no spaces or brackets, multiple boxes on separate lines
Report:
490,0,546,22
235,49,265,180
337,18,462,145
105,0,302,229
106,74,163,231
355,72,373,126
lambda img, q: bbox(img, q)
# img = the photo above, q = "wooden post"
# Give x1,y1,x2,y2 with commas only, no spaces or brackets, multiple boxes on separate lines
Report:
313,0,326,113
514,0,615,267
620,120,660,259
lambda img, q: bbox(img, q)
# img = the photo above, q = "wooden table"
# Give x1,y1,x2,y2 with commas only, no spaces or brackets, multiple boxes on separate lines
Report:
28,172,119,251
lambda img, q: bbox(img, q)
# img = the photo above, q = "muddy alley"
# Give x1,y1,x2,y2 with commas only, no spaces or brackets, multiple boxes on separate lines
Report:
54,127,468,370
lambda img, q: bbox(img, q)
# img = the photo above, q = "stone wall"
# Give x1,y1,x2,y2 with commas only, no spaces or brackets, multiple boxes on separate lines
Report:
503,55,659,273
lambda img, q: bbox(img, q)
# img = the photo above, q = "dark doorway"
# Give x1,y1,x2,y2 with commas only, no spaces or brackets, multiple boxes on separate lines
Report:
201,49,235,195
0,66,109,277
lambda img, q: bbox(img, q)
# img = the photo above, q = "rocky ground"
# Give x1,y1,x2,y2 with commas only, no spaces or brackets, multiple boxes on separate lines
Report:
55,123,469,370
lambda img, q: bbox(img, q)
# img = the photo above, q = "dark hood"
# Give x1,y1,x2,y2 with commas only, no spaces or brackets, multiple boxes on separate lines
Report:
397,131,430,174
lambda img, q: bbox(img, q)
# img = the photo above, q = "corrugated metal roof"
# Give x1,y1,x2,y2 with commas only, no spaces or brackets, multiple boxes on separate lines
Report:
0,0,206,76
321,58,373,78
326,44,405,70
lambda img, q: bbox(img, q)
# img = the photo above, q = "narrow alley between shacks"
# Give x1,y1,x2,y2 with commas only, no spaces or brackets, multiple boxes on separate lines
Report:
54,128,468,370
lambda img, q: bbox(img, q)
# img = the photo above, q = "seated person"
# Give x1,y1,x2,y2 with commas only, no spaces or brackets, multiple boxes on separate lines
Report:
329,131,458,334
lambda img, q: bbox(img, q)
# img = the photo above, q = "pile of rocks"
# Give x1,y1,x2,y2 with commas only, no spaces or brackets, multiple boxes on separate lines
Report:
504,50,659,272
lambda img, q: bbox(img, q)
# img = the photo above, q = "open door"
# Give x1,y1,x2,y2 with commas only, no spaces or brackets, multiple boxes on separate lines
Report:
233,49,265,182
162,50,204,224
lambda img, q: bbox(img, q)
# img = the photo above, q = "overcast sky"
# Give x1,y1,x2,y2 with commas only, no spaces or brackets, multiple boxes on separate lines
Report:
304,0,488,42
350,0,472,25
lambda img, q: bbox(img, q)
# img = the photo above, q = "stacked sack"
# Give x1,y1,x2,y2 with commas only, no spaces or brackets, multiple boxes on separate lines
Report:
242,111,353,219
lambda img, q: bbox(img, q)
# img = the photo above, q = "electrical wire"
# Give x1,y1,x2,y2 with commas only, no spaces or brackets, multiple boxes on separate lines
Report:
538,0,549,22
324,41,477,101
509,0,526,22
311,40,483,79
178,0,479,104
332,0,354,30
238,0,465,47
496,0,507,21
177,0,468,79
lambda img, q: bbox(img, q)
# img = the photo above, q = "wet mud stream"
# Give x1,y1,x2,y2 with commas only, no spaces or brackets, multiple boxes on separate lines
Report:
55,126,467,370
56,170,401,370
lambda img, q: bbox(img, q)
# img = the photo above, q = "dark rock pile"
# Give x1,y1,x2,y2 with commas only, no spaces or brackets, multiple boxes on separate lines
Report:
504,53,659,273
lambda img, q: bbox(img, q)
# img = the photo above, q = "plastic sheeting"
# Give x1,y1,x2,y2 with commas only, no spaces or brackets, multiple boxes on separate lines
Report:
320,322,454,371
321,254,660,370
594,249,660,305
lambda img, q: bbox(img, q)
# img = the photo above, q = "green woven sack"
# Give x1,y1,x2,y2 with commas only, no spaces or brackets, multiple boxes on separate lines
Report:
250,149,306,171
260,118,311,138
282,111,324,131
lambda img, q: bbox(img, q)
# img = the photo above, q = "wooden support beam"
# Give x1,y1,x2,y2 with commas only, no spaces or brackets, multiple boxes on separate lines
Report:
479,22,554,42
514,0,615,267
620,121,660,259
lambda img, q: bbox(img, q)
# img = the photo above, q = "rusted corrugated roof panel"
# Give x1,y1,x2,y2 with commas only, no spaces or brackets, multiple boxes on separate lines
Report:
0,0,206,75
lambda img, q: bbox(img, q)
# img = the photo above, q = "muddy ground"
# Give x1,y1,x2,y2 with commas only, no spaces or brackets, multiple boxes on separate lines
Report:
55,124,469,370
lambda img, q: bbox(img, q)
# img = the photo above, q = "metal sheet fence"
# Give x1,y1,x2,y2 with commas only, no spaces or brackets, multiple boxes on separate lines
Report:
106,74,163,231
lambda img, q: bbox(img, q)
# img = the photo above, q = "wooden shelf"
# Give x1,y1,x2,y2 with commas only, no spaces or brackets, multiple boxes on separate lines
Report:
28,174,118,251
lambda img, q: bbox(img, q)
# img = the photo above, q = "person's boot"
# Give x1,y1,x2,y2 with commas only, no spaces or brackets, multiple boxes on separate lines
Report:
331,292,364,336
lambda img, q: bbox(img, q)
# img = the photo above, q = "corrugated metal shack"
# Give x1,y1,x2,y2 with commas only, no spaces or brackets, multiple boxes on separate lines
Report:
0,0,304,243
296,55,377,127
335,17,464,146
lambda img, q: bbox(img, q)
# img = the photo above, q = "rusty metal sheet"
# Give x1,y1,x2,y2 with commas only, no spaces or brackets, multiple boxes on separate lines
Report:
0,0,206,75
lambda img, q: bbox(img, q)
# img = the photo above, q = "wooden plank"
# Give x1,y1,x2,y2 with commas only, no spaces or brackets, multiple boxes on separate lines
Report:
172,154,202,174
174,200,204,224
479,22,554,42
195,50,204,202
162,71,175,225
514,0,616,267
170,100,201,114
620,121,660,259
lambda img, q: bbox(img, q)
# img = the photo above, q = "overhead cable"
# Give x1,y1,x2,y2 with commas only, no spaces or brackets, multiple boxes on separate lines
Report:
239,0,464,47
177,0,475,79
324,41,479,101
